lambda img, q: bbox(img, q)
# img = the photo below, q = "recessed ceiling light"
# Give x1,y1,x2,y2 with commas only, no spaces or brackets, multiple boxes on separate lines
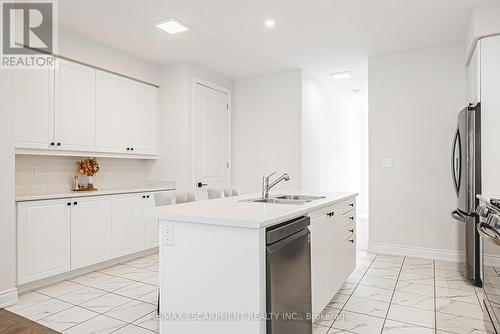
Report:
352,89,360,93
331,71,352,80
265,19,276,28
156,18,189,34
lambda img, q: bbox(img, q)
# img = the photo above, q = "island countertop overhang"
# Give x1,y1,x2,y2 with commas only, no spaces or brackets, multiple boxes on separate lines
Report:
133,191,358,229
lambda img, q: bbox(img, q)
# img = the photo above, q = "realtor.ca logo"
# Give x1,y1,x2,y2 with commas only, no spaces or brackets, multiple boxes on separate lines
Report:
1,0,57,69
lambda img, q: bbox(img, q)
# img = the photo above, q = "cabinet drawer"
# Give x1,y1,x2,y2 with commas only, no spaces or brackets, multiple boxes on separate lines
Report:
343,234,356,277
344,222,356,240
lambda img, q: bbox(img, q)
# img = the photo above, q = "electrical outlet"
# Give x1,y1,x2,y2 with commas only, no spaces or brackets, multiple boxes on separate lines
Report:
381,158,393,168
30,167,38,176
162,224,174,246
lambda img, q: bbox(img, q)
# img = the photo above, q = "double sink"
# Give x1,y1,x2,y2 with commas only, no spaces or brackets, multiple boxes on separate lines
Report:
243,195,325,205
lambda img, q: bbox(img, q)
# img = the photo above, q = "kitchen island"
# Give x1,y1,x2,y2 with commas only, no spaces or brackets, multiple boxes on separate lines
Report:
135,191,357,334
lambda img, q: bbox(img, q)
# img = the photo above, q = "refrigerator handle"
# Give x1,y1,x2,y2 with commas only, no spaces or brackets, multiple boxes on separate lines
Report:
451,210,466,223
451,127,461,196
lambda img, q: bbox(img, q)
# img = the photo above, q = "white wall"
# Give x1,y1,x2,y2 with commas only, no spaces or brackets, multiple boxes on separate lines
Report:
369,43,467,260
146,61,232,189
0,71,17,307
16,156,153,195
232,70,302,194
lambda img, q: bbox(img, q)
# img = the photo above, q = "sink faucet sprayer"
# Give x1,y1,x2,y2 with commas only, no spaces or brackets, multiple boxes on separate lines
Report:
262,172,290,199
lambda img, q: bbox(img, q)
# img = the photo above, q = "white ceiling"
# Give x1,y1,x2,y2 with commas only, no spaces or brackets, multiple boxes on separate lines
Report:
59,0,473,90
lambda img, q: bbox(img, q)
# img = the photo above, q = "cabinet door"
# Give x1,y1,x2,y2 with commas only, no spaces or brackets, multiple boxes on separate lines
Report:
14,68,54,150
71,196,112,270
17,199,70,284
128,81,158,155
55,60,96,152
310,213,331,315
95,71,130,153
144,194,159,248
111,194,145,256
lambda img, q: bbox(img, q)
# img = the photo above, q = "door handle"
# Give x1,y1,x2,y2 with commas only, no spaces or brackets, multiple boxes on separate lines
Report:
451,210,465,223
197,182,208,188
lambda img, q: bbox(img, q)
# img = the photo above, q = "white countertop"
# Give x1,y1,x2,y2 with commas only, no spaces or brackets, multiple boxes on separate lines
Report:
134,191,358,229
16,186,176,202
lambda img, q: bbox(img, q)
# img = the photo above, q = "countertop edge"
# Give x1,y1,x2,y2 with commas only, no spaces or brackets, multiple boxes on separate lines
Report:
16,186,176,202
135,192,358,229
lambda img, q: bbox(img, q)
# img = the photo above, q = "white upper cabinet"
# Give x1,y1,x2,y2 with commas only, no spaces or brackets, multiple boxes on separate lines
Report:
14,58,159,158
95,71,130,153
467,41,481,105
14,68,54,150
55,60,96,152
128,81,158,155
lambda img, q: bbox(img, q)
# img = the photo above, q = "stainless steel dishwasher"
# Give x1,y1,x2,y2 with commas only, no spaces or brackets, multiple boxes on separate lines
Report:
266,216,312,334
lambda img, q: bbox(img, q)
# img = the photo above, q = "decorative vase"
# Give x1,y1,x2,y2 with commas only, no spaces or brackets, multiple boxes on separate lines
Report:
88,175,94,190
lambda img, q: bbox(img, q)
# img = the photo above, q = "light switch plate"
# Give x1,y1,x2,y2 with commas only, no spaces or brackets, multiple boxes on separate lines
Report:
381,158,393,168
162,224,174,246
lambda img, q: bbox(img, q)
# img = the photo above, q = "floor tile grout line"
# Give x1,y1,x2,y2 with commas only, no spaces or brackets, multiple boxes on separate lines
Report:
14,266,159,326
379,255,405,334
325,252,379,332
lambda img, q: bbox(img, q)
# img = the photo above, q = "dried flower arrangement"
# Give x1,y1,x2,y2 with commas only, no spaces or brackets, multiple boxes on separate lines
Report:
75,158,100,191
77,158,100,176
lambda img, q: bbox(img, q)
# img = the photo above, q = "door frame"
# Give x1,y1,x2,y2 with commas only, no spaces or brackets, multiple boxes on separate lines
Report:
192,77,232,188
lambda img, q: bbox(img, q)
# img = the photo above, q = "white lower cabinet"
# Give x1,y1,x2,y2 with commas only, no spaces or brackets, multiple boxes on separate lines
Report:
17,199,71,285
111,194,146,257
17,192,159,285
310,198,356,315
71,196,112,270
144,196,159,248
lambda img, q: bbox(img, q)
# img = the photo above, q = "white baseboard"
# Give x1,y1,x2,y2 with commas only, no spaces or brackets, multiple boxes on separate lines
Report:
368,242,466,262
0,287,18,309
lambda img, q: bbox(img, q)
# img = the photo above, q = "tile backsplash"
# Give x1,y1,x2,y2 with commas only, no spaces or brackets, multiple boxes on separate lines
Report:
16,155,151,195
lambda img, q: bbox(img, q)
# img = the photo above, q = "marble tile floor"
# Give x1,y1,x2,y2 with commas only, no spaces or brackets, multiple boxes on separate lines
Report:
314,251,490,334
7,253,160,334
6,251,490,334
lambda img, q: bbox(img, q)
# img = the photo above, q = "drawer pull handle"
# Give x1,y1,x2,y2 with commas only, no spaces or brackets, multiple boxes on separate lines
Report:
350,216,354,220
327,212,335,217
349,203,354,207
349,229,354,233
349,239,354,243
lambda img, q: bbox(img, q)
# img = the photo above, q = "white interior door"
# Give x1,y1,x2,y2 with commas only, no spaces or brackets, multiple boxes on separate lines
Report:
193,81,231,189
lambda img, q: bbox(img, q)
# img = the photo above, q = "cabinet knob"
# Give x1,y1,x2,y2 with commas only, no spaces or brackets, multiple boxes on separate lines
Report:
67,202,71,206
349,239,354,243
57,142,61,146
349,203,354,207
50,142,55,146
349,229,354,233
73,201,77,205
142,195,146,199
147,195,150,198
350,216,354,220
130,148,134,151
126,148,130,151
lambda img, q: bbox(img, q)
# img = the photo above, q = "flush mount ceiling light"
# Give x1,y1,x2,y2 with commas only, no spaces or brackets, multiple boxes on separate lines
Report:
265,19,276,28
330,71,352,80
156,18,189,34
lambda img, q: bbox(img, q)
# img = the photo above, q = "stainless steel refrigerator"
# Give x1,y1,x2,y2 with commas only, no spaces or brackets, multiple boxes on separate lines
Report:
451,103,481,286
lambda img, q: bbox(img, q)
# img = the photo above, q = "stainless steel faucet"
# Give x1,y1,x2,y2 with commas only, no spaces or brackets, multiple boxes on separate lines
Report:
262,172,291,199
